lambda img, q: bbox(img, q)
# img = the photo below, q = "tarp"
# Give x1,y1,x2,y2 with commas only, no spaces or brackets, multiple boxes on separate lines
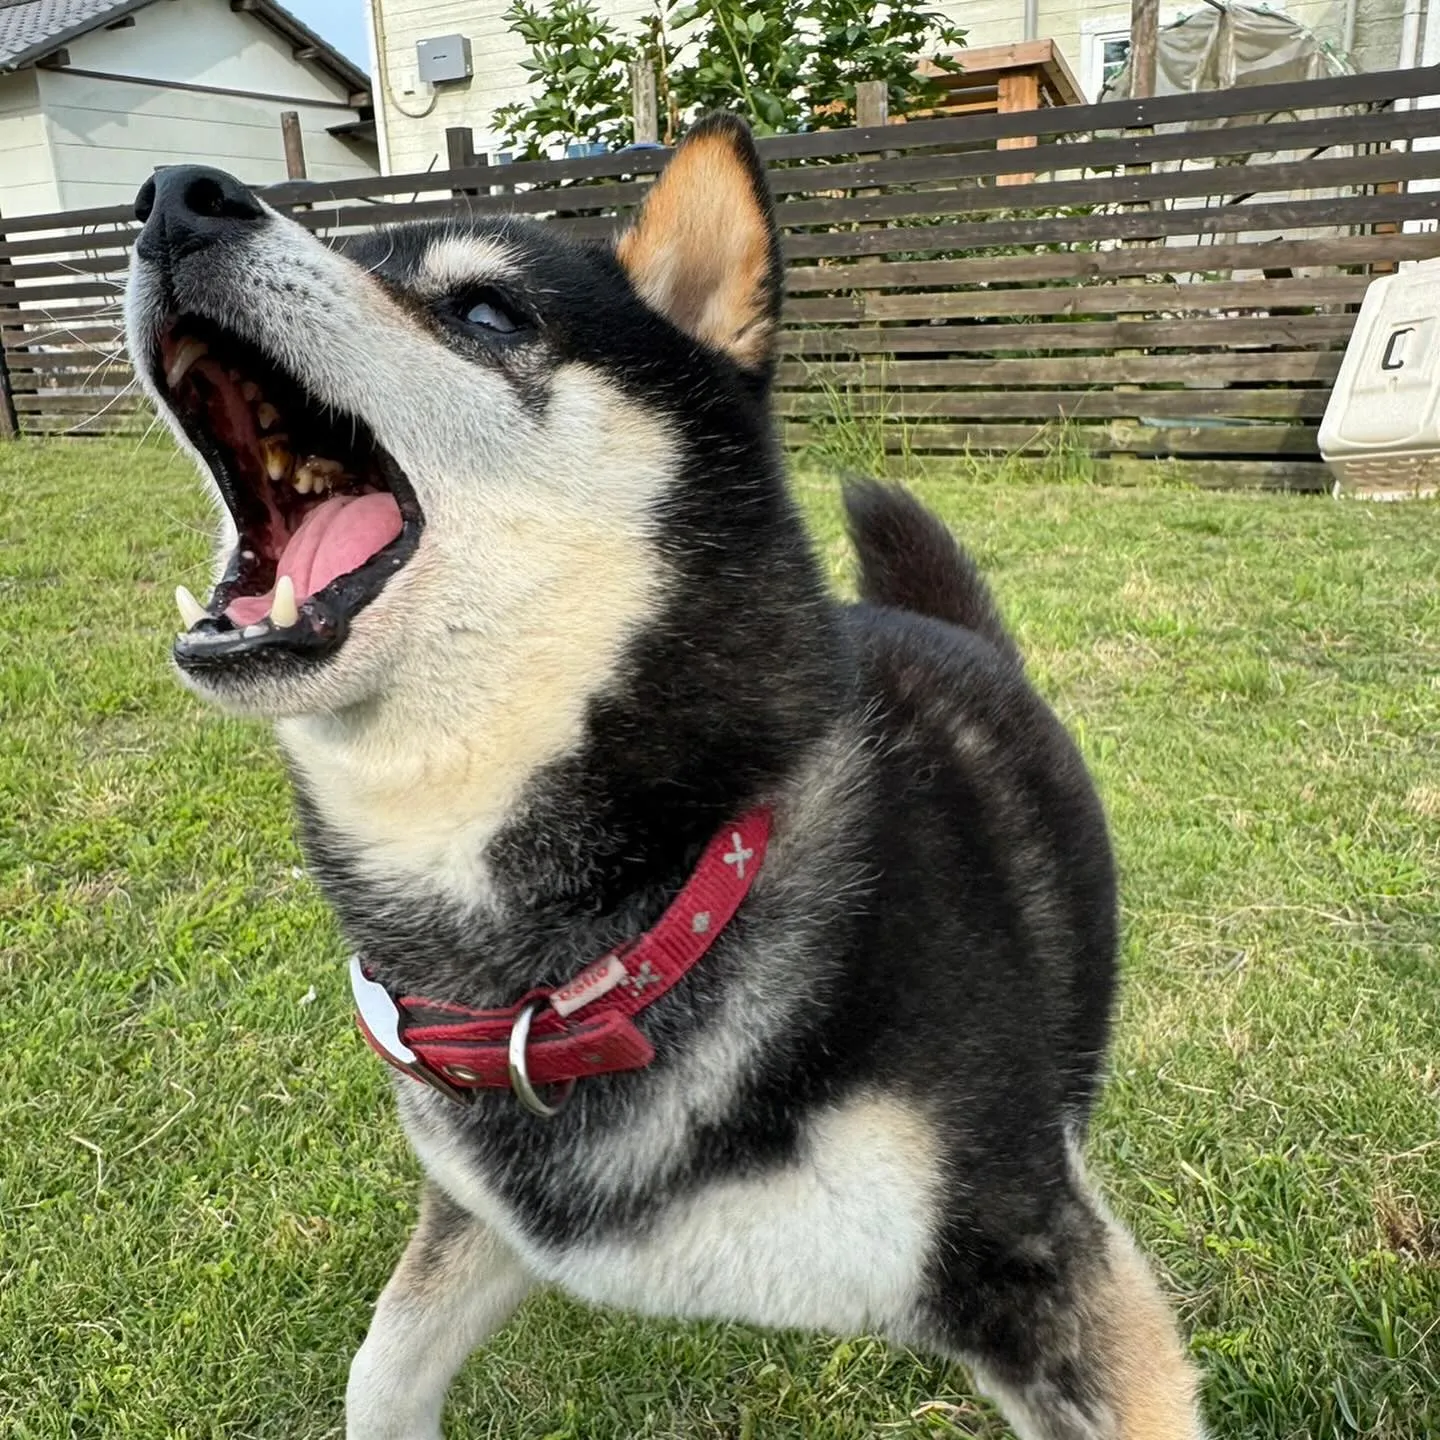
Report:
1106,3,1351,107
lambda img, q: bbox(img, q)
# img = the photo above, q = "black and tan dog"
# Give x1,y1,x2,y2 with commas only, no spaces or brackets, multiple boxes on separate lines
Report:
125,115,1206,1439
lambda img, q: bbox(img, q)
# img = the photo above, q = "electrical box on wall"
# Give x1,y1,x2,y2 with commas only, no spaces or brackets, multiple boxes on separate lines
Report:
416,35,473,85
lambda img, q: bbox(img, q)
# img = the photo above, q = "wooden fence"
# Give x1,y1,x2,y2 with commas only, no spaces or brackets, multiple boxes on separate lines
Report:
6,65,1440,489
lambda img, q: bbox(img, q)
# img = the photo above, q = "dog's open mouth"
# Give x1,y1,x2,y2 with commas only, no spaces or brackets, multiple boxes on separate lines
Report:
155,317,423,669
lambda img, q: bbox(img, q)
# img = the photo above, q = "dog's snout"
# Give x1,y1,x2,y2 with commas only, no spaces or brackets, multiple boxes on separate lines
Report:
134,165,265,262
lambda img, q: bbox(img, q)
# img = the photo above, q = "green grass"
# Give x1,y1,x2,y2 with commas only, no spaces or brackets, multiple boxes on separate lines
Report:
3,437,1438,1439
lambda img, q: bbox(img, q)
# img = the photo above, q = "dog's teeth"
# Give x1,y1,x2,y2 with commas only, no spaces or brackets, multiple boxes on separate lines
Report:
175,584,207,629
241,622,269,639
295,456,342,495
165,338,207,389
270,575,299,628
241,380,260,403
261,437,293,481
257,402,279,431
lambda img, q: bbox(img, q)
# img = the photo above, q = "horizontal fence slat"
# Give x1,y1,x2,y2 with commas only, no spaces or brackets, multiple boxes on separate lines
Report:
784,191,1440,259
1092,457,1330,490
779,389,1330,419
13,391,142,413
785,233,1440,292
4,349,131,374
785,275,1369,321
0,225,137,261
778,315,1358,353
784,420,1320,455
0,279,125,305
2,324,125,350
777,353,1344,386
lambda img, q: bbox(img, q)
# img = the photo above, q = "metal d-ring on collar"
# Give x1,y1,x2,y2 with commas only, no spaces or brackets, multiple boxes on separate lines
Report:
507,1002,576,1119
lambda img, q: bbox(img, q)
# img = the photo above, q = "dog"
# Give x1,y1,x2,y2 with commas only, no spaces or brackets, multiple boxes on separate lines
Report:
125,114,1206,1440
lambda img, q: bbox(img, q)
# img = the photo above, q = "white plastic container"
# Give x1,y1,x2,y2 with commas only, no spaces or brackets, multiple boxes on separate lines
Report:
1320,261,1440,498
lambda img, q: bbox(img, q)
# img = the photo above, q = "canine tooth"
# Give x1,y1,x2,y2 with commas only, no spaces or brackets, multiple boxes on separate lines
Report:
165,338,207,389
175,584,207,629
270,575,298,628
261,437,292,481
257,402,279,431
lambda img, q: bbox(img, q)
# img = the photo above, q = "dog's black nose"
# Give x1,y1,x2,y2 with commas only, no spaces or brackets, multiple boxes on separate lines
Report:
134,166,265,261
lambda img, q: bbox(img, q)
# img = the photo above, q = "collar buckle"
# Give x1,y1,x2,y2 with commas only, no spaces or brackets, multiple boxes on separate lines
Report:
350,955,471,1104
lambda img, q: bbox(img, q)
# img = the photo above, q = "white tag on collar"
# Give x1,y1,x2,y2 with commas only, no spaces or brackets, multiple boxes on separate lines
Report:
350,955,418,1064
550,951,627,1019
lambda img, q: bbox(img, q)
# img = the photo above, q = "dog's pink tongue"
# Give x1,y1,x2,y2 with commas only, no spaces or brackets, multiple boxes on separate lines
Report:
226,493,403,624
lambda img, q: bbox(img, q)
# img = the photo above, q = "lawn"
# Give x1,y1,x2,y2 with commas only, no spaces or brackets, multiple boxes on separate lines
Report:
2,436,1437,1440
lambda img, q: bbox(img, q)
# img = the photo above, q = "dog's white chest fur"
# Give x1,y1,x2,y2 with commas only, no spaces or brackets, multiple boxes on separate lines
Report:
406,1092,941,1336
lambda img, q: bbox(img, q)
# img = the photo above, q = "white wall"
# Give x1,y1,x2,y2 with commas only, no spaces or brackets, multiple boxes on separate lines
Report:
38,0,376,211
0,70,61,219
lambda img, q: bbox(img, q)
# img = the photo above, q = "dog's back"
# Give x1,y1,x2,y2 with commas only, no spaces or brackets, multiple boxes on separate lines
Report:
843,478,1116,1126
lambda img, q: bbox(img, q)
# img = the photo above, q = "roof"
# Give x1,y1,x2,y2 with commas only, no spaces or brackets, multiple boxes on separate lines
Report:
0,0,369,97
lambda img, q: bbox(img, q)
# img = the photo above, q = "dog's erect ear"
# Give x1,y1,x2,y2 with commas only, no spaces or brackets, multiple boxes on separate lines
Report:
616,113,783,375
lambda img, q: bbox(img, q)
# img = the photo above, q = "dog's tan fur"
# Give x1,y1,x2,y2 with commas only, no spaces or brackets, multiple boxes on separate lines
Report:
1090,1223,1202,1440
617,133,777,369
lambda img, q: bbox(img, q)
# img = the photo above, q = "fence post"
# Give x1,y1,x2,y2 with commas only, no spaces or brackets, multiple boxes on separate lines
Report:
996,72,1042,186
855,79,888,129
446,126,487,198
0,209,18,439
1130,0,1158,99
446,125,476,171
281,111,307,180
631,60,659,145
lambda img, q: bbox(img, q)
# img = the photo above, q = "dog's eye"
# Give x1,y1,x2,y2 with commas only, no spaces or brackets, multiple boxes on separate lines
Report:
460,292,521,335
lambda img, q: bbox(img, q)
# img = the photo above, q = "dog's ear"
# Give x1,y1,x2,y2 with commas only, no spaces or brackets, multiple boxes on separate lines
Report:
616,113,783,376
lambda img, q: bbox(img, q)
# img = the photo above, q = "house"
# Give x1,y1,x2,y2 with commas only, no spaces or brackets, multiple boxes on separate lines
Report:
0,0,378,218
365,0,1435,176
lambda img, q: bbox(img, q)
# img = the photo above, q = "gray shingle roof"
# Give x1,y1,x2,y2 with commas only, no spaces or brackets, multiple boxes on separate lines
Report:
0,0,367,96
0,0,144,68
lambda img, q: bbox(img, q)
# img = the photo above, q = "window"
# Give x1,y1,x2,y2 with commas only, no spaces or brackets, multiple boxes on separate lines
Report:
1099,35,1131,92
1083,27,1132,101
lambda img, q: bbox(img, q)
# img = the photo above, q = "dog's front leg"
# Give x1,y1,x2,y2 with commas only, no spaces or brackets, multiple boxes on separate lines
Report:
347,1183,534,1440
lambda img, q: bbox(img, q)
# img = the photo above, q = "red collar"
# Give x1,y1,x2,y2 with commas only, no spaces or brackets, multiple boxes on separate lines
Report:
351,808,772,1116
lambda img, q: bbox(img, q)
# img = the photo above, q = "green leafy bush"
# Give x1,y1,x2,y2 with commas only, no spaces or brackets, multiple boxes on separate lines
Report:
494,0,965,157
